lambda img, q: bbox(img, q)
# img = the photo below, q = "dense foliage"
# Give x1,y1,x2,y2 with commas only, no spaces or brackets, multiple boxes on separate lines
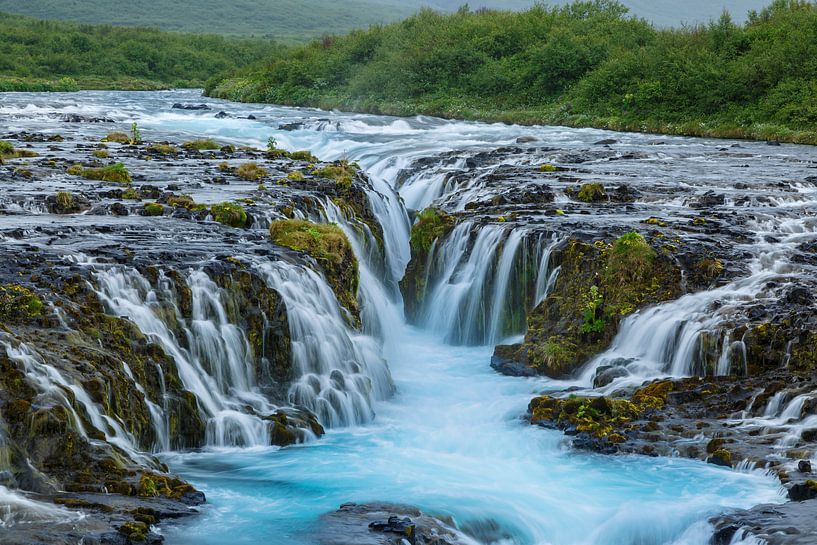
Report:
0,12,278,90
0,0,416,42
207,0,817,143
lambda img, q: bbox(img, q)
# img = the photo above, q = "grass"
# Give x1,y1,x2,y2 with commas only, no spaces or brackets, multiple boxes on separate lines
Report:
67,163,131,183
210,202,248,228
182,139,220,151
235,162,268,181
269,220,350,265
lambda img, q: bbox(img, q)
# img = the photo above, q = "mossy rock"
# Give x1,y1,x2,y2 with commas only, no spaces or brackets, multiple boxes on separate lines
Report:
515,233,682,378
269,219,360,324
210,202,248,228
67,163,132,184
182,138,220,151
235,162,268,181
0,283,45,322
312,160,358,189
102,132,130,144
400,207,457,321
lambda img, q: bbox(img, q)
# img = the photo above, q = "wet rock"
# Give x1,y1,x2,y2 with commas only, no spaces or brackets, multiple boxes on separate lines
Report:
171,103,210,110
594,138,618,145
788,481,817,501
712,500,817,545
214,111,230,119
62,114,115,123
279,122,304,131
798,460,812,474
490,346,536,377
316,503,471,545
516,136,537,143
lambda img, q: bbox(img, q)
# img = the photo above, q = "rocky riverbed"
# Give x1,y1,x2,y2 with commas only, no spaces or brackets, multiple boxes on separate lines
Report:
1,91,815,545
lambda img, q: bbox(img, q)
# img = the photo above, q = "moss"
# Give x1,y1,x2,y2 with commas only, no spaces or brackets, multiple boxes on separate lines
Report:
522,234,681,378
166,195,205,211
270,220,360,321
693,217,707,225
182,138,220,151
643,216,667,227
0,284,45,321
540,163,558,172
289,150,319,162
102,132,130,144
92,150,110,159
287,170,305,181
409,208,456,254
0,140,13,155
210,202,248,228
122,187,140,200
312,160,358,189
67,163,132,183
218,161,231,172
143,202,164,216
708,448,733,467
696,258,724,280
56,191,75,210
235,162,268,181
147,143,178,155
576,183,607,203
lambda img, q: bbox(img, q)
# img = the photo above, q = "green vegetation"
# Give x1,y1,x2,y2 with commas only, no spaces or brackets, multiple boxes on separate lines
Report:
210,202,248,228
103,132,130,144
182,139,220,151
312,160,358,189
143,202,164,216
576,183,607,203
235,162,268,181
208,0,817,145
0,140,38,162
269,219,360,320
0,12,276,90
67,163,132,183
409,208,456,253
0,0,420,42
55,191,74,209
0,284,45,320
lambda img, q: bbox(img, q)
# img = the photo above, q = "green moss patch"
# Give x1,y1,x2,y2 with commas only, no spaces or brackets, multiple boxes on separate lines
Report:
270,219,359,322
67,162,132,183
210,202,247,228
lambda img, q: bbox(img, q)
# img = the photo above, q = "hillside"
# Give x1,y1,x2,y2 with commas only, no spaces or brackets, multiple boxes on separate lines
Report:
0,0,416,41
0,13,278,91
0,0,773,40
206,0,817,145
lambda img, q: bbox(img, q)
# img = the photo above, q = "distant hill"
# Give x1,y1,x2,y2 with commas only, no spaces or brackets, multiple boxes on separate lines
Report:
0,0,774,41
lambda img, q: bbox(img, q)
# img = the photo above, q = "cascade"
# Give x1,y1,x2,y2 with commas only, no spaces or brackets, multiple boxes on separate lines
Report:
414,222,560,345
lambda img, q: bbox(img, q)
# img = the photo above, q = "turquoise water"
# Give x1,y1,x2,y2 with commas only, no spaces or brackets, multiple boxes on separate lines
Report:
162,326,782,545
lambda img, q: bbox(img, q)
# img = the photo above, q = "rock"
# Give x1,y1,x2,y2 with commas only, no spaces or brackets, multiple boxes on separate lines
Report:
247,114,257,120
279,122,304,131
788,481,817,501
798,460,812,474
767,140,782,146
706,448,732,467
490,345,536,377
516,136,538,143
214,111,230,119
594,138,618,145
62,114,115,123
316,503,470,545
172,103,210,110
592,364,630,387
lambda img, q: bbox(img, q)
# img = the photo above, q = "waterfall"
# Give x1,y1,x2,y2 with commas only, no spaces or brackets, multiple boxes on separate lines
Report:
252,259,393,428
413,222,560,345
